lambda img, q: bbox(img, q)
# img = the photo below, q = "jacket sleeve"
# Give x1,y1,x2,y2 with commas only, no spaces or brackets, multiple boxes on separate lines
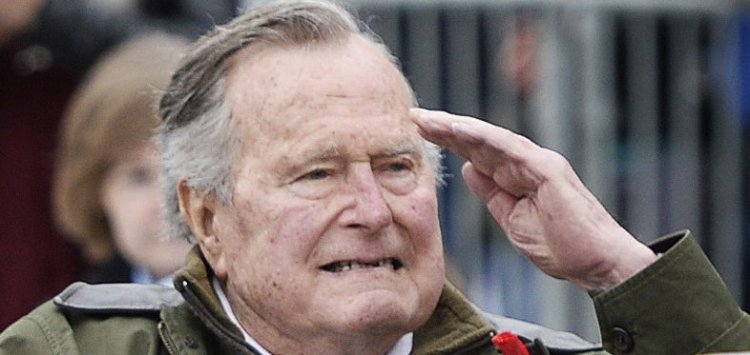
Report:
593,231,750,354
0,301,80,354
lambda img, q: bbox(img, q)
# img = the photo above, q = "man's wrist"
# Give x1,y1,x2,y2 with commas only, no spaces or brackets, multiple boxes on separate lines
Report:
585,239,659,293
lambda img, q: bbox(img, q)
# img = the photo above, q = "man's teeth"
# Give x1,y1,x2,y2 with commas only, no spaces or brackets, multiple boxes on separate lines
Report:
324,258,402,272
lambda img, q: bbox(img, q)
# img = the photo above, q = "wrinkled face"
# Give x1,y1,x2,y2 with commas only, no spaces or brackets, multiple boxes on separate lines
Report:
100,142,192,278
208,35,445,348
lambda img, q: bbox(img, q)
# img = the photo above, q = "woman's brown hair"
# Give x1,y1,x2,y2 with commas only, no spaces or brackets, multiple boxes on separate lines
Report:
52,33,189,263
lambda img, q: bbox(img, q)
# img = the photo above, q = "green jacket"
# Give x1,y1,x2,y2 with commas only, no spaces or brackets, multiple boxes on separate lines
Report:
1,231,748,354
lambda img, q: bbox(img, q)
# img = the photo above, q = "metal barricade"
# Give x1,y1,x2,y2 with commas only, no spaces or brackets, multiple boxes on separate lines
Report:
352,0,741,341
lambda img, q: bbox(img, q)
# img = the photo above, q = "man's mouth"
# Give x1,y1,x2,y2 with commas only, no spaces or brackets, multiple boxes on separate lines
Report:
320,258,403,273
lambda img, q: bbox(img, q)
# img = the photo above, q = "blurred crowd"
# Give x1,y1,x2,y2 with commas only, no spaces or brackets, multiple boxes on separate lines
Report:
0,0,237,329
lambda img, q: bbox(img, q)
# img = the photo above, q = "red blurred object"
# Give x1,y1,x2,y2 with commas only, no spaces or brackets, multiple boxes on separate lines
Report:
492,331,530,355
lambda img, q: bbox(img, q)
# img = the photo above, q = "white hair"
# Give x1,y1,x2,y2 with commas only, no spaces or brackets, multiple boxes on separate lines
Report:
157,0,443,241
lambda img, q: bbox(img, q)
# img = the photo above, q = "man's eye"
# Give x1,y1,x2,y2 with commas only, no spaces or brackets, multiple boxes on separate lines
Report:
381,159,415,175
289,168,339,200
300,169,331,181
377,159,418,195
387,162,410,172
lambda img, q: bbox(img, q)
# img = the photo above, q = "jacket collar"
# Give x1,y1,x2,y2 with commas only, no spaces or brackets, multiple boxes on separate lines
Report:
414,282,495,352
171,246,250,353
173,246,228,326
172,246,496,354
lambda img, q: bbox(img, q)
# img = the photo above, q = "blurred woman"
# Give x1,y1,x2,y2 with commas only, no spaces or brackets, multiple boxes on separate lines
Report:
52,33,192,285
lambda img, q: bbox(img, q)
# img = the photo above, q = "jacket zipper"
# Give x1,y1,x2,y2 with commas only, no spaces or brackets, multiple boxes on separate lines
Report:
179,280,263,355
450,331,495,354
158,321,179,355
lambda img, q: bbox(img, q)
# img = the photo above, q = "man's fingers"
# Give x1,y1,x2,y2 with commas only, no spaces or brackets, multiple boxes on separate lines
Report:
410,108,473,159
461,162,516,226
411,107,478,128
411,108,532,160
461,162,496,202
412,108,547,196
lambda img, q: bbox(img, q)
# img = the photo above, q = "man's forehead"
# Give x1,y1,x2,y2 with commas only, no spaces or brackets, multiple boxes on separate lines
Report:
295,130,422,158
225,35,412,123
273,93,407,121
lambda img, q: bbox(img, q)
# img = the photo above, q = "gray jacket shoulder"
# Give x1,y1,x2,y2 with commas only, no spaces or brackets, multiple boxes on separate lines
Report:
54,281,184,314
1,282,183,354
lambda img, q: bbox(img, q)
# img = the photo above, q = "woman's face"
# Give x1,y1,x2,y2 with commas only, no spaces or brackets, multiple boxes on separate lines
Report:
100,142,191,279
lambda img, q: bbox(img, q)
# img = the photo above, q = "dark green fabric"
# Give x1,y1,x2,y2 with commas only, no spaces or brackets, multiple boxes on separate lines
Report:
2,232,749,354
0,301,167,354
413,282,496,353
172,247,227,325
593,231,750,354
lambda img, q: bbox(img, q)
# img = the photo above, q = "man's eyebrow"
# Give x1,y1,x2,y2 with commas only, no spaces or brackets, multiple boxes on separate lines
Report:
281,144,342,169
279,140,423,173
373,141,422,158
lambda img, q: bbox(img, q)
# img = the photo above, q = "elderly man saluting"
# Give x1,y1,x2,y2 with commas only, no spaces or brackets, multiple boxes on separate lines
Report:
2,1,749,354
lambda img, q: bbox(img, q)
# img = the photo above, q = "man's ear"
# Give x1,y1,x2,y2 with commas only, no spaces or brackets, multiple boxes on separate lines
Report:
177,179,228,280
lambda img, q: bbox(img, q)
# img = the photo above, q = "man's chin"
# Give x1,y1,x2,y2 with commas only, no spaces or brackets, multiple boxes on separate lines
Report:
326,290,425,335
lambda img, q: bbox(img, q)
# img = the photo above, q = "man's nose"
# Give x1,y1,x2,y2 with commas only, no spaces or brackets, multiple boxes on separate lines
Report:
341,166,393,231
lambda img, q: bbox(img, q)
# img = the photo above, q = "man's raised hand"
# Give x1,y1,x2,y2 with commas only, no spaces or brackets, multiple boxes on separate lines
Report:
411,108,657,291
